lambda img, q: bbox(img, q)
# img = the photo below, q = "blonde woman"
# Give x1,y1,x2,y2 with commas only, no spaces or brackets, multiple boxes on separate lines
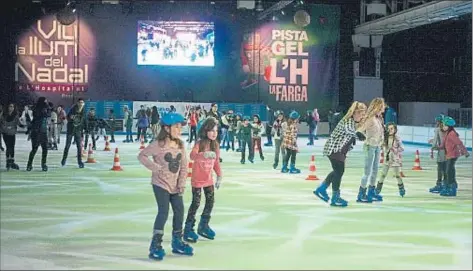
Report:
313,101,367,207
356,97,386,203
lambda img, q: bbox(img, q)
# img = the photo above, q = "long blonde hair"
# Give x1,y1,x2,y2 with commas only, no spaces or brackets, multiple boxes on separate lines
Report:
342,101,367,122
361,97,385,125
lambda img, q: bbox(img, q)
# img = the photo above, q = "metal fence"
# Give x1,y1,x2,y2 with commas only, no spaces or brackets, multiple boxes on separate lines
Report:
448,108,472,128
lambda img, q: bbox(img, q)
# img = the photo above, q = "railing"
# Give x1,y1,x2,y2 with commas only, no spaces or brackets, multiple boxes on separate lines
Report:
448,108,472,128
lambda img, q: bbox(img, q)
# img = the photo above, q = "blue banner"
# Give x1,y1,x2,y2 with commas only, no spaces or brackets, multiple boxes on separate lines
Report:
217,103,267,121
84,101,133,119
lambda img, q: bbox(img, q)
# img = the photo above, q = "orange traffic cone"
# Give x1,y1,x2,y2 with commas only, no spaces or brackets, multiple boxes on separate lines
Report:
80,138,87,159
139,135,146,150
380,150,384,164
187,161,193,178
111,148,123,171
85,143,96,163
305,155,319,181
104,136,111,151
411,150,422,170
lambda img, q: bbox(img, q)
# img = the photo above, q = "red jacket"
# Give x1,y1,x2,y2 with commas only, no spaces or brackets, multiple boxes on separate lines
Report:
189,113,198,127
441,129,468,159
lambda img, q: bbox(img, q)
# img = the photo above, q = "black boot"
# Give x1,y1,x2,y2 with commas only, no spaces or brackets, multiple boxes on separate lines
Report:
41,152,48,171
27,153,34,171
10,158,19,170
6,157,11,170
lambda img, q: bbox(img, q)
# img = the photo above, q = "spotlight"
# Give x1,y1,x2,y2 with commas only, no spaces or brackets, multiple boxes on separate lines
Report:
56,1,77,25
272,15,278,21
280,10,285,15
255,0,263,12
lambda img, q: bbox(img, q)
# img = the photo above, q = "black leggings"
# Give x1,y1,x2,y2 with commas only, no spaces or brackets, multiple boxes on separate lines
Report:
324,158,345,192
28,132,48,165
283,148,297,166
2,134,16,159
185,186,215,225
437,161,447,185
445,158,458,186
62,133,82,164
152,185,184,234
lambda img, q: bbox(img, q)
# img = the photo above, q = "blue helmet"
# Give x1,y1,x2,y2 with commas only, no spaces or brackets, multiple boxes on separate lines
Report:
275,110,284,116
435,114,445,122
243,116,250,121
289,111,300,119
160,112,186,126
442,116,456,127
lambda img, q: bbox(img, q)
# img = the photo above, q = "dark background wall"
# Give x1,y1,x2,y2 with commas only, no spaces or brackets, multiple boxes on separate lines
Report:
1,1,470,114
382,13,472,108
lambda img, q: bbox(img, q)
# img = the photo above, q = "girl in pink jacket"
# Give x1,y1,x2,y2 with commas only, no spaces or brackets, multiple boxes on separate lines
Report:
184,117,222,243
439,116,469,197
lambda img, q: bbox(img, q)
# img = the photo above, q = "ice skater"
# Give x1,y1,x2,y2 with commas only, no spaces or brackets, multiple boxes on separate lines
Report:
184,117,222,243
138,112,193,261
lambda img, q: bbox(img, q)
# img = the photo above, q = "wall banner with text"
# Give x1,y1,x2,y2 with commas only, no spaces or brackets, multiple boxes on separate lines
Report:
239,5,340,114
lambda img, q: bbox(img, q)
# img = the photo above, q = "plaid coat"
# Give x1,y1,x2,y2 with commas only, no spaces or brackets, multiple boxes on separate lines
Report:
282,123,298,151
323,118,357,156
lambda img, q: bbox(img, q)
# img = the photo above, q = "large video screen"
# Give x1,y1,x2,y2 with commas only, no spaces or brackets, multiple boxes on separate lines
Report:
137,21,215,66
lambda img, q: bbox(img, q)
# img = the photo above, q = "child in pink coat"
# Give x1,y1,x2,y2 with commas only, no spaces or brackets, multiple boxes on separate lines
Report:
184,117,222,243
439,116,469,196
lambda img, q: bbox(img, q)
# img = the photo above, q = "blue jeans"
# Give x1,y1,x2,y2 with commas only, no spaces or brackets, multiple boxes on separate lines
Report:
221,128,228,147
360,145,381,188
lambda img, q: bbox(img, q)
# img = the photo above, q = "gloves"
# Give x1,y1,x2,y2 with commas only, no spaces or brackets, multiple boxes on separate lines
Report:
203,151,217,159
356,131,366,141
215,176,222,190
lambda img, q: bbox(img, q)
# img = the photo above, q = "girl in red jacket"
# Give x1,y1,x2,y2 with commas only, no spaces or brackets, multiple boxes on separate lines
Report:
184,117,222,243
439,116,470,196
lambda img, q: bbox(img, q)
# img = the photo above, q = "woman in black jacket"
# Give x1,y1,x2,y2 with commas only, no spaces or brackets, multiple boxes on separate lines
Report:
27,97,51,171
1,103,23,170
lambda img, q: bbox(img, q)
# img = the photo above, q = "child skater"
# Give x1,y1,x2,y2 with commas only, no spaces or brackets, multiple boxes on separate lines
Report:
184,117,222,243
239,116,254,164
252,114,265,161
272,110,286,169
281,111,301,174
375,123,406,198
314,101,367,207
356,97,385,203
429,114,447,193
439,116,469,197
137,112,193,261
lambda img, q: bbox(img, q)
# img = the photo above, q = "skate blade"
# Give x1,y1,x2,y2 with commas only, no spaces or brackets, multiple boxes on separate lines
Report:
197,232,215,240
330,203,348,207
148,254,164,261
172,249,194,256
313,191,330,203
